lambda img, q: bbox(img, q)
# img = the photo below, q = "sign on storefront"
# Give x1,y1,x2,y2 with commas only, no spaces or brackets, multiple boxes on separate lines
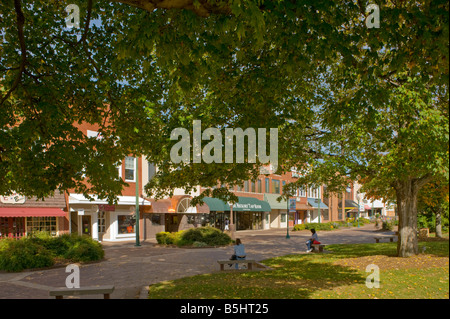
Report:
1,192,26,204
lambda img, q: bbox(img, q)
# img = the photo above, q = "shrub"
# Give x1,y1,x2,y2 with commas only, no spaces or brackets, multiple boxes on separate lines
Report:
0,238,54,272
64,239,104,262
156,227,232,247
156,231,184,245
0,233,105,272
382,220,394,231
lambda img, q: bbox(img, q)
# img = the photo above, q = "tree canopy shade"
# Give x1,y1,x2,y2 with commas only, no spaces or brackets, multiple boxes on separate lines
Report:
0,1,448,255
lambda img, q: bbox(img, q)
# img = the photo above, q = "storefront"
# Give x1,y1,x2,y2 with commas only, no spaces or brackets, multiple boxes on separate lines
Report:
68,193,151,242
264,193,288,229
0,193,68,239
307,198,329,223
202,196,271,231
338,199,360,218
142,196,210,236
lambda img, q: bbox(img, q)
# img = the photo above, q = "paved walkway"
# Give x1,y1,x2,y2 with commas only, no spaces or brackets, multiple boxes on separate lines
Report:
0,224,393,299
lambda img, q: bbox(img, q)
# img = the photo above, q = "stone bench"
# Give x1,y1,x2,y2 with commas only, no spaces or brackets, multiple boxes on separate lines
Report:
217,259,256,271
311,244,326,253
374,236,396,243
49,285,115,299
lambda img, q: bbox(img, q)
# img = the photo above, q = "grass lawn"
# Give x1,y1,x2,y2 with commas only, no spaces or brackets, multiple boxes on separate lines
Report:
147,238,449,299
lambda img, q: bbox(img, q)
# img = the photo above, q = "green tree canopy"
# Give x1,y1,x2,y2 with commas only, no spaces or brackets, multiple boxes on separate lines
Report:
1,1,448,255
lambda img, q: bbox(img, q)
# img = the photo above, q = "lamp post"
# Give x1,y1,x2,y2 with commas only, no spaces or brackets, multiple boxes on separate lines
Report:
286,196,291,239
135,157,140,247
318,186,321,224
357,191,363,228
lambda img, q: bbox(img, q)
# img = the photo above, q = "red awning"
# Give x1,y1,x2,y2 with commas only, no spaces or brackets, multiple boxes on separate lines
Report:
0,207,66,217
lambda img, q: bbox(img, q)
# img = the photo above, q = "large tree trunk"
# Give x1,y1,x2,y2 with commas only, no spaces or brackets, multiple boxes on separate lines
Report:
395,179,420,257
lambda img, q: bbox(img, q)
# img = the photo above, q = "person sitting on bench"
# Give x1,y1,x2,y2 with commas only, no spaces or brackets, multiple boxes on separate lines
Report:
233,238,246,269
306,229,320,252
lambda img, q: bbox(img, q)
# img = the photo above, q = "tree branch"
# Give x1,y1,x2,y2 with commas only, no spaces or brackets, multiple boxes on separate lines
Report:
0,0,27,106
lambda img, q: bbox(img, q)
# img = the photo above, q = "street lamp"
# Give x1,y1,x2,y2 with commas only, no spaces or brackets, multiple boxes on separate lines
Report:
356,191,364,228
135,157,140,247
286,197,290,239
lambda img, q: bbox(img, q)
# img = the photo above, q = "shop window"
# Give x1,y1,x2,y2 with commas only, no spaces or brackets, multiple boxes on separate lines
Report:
118,215,135,234
26,217,57,235
151,214,161,225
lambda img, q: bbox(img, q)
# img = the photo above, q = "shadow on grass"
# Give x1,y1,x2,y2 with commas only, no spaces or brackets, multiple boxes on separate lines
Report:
148,254,366,299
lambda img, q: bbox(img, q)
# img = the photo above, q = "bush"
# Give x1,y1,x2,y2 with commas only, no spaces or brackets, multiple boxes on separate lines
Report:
293,222,339,231
0,233,105,272
0,238,54,272
63,239,104,262
156,231,184,245
382,220,394,231
156,227,232,247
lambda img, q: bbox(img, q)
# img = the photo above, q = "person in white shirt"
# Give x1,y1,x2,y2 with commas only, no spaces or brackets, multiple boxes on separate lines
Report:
306,229,319,252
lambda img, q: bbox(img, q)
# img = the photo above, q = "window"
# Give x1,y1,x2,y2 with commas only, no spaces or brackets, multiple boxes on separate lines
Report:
26,217,57,235
125,157,136,181
272,179,280,194
308,187,320,198
98,211,106,233
118,215,135,234
297,187,306,197
257,179,262,193
251,181,256,193
148,162,156,181
265,178,270,193
244,181,249,192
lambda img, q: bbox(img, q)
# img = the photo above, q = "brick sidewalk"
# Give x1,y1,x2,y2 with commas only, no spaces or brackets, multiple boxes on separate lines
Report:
0,224,389,299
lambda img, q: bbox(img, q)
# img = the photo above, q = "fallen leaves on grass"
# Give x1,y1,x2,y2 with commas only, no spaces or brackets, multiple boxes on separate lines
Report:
333,254,449,271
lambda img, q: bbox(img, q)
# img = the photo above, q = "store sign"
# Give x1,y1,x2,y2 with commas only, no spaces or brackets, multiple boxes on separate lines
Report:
232,203,262,211
1,193,26,204
98,204,115,211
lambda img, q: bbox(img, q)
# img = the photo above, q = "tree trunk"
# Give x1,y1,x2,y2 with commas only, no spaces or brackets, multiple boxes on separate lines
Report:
395,179,420,257
435,209,442,238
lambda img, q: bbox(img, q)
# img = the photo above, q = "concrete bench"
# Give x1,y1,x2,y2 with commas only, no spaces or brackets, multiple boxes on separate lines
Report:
374,236,396,243
311,244,326,253
217,259,256,271
49,285,115,299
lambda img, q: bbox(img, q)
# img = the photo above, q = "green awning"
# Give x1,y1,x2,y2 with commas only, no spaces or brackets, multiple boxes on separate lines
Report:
201,197,229,212
201,196,270,212
231,196,271,212
264,193,288,210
